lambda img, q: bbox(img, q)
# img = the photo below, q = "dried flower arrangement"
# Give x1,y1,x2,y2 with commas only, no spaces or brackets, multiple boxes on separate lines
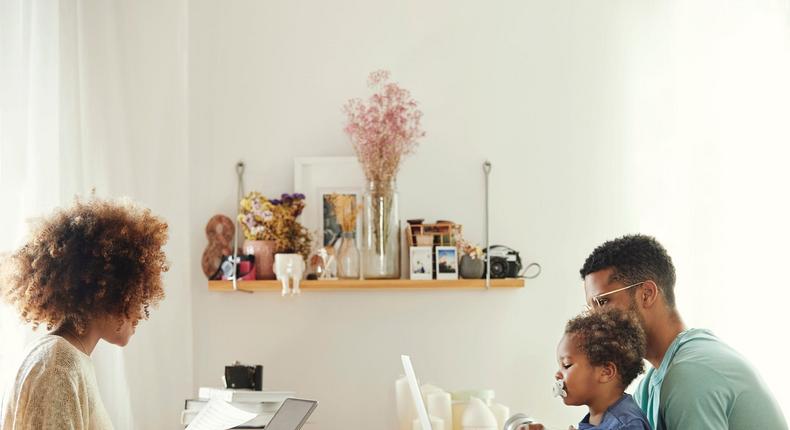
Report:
238,192,312,259
343,70,425,185
327,193,360,234
456,237,483,259
343,70,425,253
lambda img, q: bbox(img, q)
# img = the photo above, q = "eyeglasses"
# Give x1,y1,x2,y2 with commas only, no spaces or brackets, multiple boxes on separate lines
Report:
587,281,646,310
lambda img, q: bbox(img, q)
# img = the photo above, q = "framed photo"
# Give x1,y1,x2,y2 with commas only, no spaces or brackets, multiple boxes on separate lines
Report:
435,246,458,280
409,246,433,280
294,157,365,247
319,188,361,247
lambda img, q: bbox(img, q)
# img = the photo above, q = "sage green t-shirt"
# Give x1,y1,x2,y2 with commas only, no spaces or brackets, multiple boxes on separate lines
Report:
635,328,787,430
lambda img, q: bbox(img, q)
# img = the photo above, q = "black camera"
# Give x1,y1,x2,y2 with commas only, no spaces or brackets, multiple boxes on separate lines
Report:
483,245,523,278
224,361,263,391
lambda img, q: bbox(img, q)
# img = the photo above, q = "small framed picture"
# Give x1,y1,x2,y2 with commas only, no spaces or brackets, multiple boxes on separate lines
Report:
319,188,361,247
409,246,433,280
435,246,458,280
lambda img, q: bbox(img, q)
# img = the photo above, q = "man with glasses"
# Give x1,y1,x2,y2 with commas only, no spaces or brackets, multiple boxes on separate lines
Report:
580,234,786,430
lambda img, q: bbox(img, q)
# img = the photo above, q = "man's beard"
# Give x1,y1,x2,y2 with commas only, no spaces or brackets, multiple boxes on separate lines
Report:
628,296,648,331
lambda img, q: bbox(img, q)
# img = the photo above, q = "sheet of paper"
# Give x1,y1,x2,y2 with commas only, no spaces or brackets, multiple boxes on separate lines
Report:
185,398,258,430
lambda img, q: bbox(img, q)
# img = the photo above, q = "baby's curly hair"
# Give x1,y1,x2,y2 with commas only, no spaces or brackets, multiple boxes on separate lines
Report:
1,198,169,333
565,307,646,388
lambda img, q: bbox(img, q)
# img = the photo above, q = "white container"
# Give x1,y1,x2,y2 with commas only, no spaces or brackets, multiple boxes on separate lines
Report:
413,416,444,430
426,391,453,430
452,401,465,430
451,390,495,430
420,384,445,407
396,376,417,430
461,397,497,430
488,401,510,430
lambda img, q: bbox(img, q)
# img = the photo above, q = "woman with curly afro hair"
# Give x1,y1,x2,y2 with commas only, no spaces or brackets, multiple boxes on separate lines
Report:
1,198,168,430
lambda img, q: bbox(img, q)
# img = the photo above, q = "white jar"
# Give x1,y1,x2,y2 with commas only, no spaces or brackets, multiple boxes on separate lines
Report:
488,401,510,430
461,397,497,430
451,390,496,430
427,391,453,430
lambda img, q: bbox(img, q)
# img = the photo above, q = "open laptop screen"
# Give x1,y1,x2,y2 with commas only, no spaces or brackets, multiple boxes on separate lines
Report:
264,398,318,430
401,355,433,430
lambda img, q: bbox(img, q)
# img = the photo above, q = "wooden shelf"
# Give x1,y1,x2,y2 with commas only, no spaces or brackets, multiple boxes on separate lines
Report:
208,278,524,292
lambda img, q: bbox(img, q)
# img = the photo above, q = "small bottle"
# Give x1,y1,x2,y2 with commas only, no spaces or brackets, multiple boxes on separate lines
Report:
396,376,416,430
461,397,497,430
427,391,453,430
336,231,359,278
451,390,495,430
488,401,510,430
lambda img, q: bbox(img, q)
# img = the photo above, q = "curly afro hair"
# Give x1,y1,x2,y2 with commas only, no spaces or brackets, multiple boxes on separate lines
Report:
565,307,647,388
1,198,169,333
579,234,677,308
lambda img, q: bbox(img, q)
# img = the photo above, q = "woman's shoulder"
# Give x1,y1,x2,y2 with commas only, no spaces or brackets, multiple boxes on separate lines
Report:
18,335,89,381
3,336,97,429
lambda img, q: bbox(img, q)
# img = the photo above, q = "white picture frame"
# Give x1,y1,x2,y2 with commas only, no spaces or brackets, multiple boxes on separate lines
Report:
435,246,458,280
294,157,365,248
409,246,433,280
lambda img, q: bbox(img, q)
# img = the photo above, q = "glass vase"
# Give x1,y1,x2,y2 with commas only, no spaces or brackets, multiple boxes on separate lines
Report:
336,231,360,279
362,180,400,279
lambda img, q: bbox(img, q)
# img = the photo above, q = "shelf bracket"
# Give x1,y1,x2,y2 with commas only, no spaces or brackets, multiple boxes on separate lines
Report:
232,161,252,294
484,160,492,290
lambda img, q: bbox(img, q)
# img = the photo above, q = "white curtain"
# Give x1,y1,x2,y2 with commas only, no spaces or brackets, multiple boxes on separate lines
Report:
1,1,190,429
0,1,134,428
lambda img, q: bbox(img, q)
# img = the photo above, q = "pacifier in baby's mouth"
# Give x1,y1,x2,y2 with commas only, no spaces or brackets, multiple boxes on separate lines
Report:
553,379,567,398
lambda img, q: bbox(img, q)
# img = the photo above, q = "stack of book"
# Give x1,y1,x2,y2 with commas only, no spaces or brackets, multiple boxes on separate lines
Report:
181,387,296,428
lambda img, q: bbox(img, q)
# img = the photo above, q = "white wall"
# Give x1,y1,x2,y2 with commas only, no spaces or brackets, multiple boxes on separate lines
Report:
188,1,790,429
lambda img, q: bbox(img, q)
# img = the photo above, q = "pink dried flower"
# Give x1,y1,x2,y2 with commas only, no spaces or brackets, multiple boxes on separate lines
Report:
344,70,425,184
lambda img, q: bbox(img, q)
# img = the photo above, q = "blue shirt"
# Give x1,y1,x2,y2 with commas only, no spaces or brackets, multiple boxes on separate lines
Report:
634,328,787,430
578,394,651,430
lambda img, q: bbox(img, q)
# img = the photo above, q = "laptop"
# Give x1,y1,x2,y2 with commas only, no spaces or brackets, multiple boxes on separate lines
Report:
263,398,318,430
401,355,433,430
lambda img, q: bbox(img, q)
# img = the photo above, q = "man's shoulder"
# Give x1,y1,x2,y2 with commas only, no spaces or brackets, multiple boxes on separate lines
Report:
662,330,761,397
659,332,788,429
671,329,752,372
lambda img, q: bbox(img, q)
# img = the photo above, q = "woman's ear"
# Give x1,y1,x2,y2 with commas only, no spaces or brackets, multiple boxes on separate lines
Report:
598,362,618,384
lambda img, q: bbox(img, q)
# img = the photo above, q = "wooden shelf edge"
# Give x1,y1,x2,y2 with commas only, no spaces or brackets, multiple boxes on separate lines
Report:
208,278,525,292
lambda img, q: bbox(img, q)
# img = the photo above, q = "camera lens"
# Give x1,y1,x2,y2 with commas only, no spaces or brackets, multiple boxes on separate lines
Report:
490,258,506,278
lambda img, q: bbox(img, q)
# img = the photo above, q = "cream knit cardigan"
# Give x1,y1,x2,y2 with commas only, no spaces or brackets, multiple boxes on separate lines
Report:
2,335,113,430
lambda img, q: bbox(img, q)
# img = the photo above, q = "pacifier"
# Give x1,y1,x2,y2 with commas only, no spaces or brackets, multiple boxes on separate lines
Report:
553,379,567,398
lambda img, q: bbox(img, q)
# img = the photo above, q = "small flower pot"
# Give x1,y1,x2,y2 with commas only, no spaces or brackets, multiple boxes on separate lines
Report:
243,239,276,280
459,254,485,279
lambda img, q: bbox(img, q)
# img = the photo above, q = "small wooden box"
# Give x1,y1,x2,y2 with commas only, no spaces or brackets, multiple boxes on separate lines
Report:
405,222,462,248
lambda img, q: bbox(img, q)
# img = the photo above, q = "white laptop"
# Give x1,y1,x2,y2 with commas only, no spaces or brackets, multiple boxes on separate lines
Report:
263,398,318,430
401,355,433,430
